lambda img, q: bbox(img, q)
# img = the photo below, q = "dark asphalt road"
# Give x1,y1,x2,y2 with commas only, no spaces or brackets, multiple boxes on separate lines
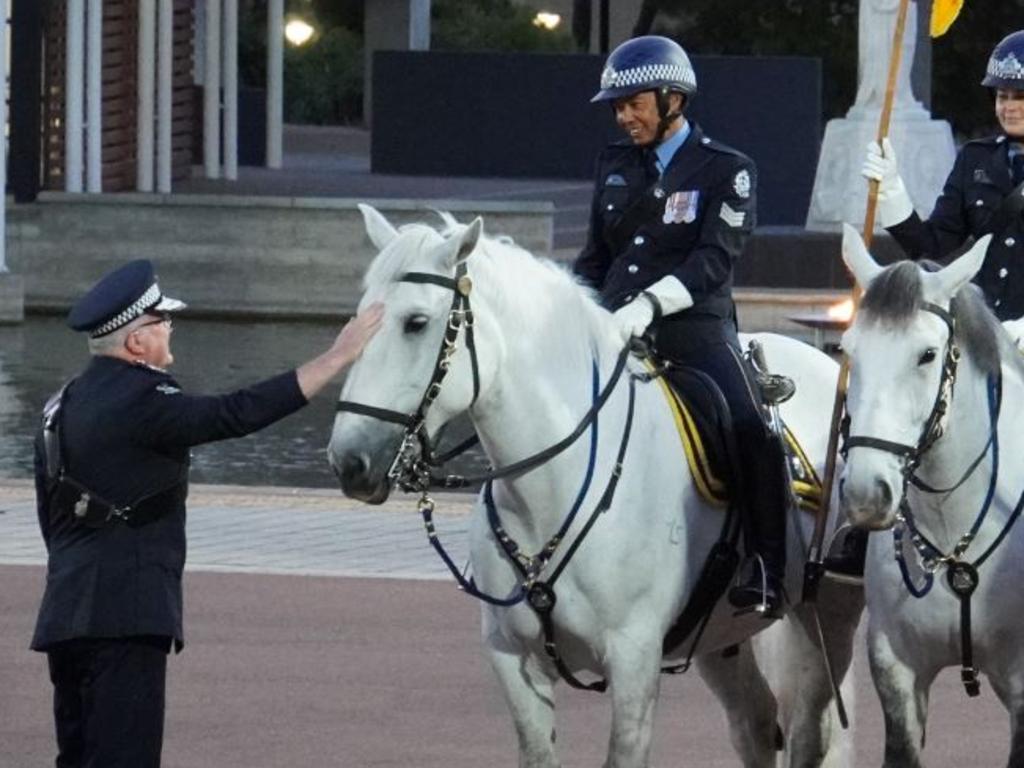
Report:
0,564,1008,767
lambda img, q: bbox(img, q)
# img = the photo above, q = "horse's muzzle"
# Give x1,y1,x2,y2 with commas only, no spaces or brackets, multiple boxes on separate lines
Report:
838,473,898,530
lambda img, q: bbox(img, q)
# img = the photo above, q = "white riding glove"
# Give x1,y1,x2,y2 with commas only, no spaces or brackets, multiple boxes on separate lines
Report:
862,138,915,228
612,275,694,344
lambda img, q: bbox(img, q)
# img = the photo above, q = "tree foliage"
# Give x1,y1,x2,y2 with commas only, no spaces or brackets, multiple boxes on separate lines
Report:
431,0,575,52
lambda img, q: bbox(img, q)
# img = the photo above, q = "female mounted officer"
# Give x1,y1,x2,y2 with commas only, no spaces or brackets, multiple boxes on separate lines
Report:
863,30,1024,321
573,36,788,614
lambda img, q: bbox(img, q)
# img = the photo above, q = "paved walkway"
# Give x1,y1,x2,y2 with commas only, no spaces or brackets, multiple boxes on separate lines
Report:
0,479,474,579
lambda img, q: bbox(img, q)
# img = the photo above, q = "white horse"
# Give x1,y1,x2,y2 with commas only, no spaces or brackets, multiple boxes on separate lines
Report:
838,225,1024,767
329,206,862,768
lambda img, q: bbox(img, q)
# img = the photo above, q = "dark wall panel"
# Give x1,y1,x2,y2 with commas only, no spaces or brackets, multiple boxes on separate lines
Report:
372,52,821,226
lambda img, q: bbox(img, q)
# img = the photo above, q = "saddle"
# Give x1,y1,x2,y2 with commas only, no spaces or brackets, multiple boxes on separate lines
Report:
647,358,822,514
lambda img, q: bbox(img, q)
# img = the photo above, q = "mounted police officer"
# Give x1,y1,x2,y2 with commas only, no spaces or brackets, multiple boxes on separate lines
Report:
573,36,789,614
833,30,1024,580
863,29,1024,321
31,259,382,768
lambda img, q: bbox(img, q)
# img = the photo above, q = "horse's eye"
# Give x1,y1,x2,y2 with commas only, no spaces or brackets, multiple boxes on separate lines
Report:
403,314,429,334
918,348,938,366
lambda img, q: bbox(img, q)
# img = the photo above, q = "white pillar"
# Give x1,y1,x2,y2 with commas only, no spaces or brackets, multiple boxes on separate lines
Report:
136,0,155,191
86,0,103,192
409,0,431,50
157,0,172,193
266,0,283,169
65,0,85,192
203,0,221,178
222,0,238,180
0,0,7,271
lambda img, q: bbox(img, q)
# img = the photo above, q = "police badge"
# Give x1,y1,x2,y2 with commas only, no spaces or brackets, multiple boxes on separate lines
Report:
733,169,751,199
663,190,699,224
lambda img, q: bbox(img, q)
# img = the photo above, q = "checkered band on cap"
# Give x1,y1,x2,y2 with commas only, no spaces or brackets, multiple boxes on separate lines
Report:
90,283,162,337
987,52,1024,81
600,62,696,93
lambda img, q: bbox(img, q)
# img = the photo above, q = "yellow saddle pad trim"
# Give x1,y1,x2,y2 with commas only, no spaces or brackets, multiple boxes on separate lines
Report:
649,362,823,513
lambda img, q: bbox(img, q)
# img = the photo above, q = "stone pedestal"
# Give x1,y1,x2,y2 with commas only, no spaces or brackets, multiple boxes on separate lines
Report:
0,272,24,323
805,105,955,232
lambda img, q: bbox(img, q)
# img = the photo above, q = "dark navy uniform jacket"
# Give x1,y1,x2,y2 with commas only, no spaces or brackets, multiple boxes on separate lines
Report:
573,122,756,349
31,356,307,652
887,135,1024,320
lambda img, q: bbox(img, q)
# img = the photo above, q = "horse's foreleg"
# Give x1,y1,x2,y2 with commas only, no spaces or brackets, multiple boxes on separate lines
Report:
697,640,780,767
603,632,663,768
485,628,561,768
778,588,861,768
985,666,1024,767
867,625,934,768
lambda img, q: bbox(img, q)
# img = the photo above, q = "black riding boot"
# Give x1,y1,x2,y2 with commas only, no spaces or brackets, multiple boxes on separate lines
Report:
823,527,869,579
728,436,788,616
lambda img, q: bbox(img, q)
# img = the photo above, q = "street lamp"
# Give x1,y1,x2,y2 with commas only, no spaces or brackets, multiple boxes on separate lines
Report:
533,12,561,30
284,18,315,46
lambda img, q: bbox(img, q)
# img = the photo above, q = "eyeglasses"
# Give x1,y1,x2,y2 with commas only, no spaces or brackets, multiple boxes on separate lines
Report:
134,313,172,331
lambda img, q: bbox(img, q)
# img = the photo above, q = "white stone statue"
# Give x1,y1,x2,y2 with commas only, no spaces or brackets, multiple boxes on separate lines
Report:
850,0,920,114
806,0,955,232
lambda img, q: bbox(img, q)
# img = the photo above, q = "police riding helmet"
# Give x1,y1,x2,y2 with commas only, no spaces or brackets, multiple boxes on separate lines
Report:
592,35,696,143
982,30,1024,90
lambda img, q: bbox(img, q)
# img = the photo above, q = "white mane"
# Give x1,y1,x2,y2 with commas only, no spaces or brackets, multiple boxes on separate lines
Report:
362,214,617,354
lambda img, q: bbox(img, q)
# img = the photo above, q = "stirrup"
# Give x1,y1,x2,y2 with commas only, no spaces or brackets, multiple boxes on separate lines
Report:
730,554,782,619
821,524,866,586
756,373,795,405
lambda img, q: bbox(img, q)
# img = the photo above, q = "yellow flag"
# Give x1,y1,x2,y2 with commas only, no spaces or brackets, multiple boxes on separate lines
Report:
930,0,964,38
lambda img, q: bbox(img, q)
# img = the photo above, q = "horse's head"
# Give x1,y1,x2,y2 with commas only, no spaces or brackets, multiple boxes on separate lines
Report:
837,224,992,529
327,205,493,503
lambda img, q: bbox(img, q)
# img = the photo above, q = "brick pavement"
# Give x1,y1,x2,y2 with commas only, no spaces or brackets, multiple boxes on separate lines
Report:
0,479,475,580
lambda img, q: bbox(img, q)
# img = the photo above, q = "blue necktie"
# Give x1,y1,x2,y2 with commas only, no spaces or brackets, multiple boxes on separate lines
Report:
1012,153,1024,188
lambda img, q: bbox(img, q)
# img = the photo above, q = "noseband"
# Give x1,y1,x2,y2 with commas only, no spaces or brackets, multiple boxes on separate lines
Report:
335,261,481,490
841,301,960,479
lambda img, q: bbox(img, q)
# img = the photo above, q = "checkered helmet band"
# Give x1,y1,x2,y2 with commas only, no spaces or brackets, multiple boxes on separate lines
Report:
987,52,1024,82
600,62,696,93
90,283,161,337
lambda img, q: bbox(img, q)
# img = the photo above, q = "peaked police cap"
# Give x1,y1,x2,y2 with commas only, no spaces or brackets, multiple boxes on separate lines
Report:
67,259,186,337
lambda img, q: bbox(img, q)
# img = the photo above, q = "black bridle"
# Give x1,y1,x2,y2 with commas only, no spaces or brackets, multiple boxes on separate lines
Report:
336,262,481,490
841,302,960,480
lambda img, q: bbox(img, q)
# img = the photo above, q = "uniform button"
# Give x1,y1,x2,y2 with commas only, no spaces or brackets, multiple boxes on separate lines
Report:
627,264,639,274
624,293,634,303
633,235,645,246
995,299,1002,307
1000,267,1009,278
975,199,984,207
701,137,711,145
606,203,615,211
1006,237,1016,247
654,187,665,199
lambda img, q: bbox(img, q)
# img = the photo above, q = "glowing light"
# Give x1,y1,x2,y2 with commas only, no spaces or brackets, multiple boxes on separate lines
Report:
285,19,315,47
533,12,562,30
827,298,855,324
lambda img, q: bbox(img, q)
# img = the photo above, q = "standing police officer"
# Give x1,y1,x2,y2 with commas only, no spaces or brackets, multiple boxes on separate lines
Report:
863,30,1024,321
31,259,383,767
574,36,789,614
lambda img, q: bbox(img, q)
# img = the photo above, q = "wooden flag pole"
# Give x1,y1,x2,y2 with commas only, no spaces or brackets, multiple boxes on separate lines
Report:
804,0,913,600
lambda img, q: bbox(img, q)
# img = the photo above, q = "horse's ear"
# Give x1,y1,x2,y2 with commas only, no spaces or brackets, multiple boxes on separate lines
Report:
928,234,991,299
434,216,482,268
841,223,883,288
358,204,399,251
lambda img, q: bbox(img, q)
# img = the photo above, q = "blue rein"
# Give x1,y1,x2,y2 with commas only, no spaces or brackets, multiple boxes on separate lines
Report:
421,360,602,606
895,372,1002,597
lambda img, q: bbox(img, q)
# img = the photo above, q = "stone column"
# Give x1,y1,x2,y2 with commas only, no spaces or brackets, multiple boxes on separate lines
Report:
364,0,431,128
806,0,955,232
1,0,25,323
